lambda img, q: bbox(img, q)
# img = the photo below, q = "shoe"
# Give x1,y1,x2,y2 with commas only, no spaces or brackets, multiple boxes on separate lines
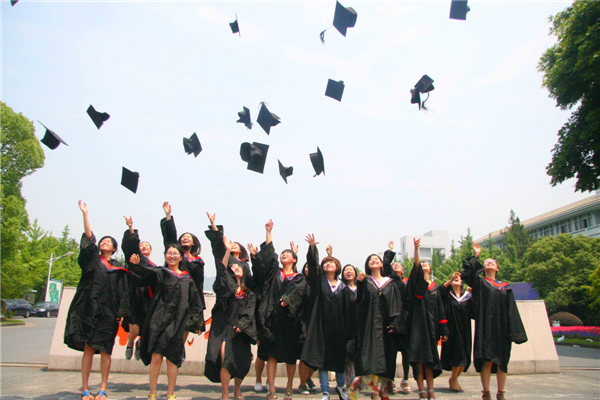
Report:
496,391,506,400
321,393,330,400
482,391,492,400
267,392,278,400
267,383,270,392
427,389,435,399
306,378,317,393
284,388,293,400
255,383,264,392
298,384,309,395
81,390,91,400
95,390,107,400
418,391,427,400
134,340,141,360
125,346,133,360
335,386,349,400
401,380,411,394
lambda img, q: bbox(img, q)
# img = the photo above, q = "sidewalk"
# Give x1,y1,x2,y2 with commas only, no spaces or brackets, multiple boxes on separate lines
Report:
0,366,598,400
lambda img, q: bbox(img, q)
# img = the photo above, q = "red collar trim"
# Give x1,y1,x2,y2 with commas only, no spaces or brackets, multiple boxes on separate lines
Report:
485,277,508,288
185,253,202,261
402,277,408,283
428,281,436,290
100,256,129,274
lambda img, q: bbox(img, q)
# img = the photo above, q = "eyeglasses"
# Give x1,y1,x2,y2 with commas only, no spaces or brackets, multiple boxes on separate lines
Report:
166,252,181,257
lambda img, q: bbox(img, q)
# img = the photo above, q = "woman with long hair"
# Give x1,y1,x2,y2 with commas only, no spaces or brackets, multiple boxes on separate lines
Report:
123,220,203,400
64,201,130,400
405,238,448,400
462,243,527,400
340,263,358,390
204,237,257,400
251,220,307,400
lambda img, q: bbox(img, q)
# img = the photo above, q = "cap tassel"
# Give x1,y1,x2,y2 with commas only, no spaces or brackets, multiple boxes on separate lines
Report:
421,92,430,112
320,26,332,43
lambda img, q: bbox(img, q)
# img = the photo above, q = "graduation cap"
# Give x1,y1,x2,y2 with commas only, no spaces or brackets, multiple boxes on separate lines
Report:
256,103,280,135
449,0,470,20
38,121,68,150
237,106,252,129
183,132,202,157
325,79,345,102
410,75,435,111
309,147,325,177
278,160,293,184
11,0,19,6
230,14,240,36
121,167,139,194
240,142,269,174
87,105,110,129
320,1,357,43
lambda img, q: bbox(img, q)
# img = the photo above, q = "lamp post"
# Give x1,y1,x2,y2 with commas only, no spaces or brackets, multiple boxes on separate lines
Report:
45,252,74,302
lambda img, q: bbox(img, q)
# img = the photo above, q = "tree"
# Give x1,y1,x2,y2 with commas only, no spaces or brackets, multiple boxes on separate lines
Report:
497,210,536,282
538,1,600,192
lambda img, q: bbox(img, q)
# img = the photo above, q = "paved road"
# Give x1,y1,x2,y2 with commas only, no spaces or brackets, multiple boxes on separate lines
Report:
1,315,57,364
555,344,600,368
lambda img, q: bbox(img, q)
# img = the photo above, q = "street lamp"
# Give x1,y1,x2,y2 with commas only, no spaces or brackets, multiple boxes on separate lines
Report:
46,252,74,302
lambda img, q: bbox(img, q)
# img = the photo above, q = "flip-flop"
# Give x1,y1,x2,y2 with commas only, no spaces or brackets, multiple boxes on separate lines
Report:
81,390,91,400
96,389,107,400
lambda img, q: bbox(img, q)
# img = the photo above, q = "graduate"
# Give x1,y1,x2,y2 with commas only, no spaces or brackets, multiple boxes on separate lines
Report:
439,270,472,392
462,243,528,400
405,238,448,400
302,236,349,400
64,201,130,400
382,241,412,395
204,237,257,400
349,253,403,400
123,221,203,400
161,201,206,336
298,260,317,395
340,263,358,390
251,220,308,400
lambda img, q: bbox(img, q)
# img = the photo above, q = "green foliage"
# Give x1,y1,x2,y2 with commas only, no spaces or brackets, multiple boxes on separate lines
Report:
538,1,600,192
523,234,600,325
584,263,600,311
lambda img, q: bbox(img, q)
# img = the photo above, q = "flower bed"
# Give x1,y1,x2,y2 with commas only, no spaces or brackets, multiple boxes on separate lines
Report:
551,326,600,341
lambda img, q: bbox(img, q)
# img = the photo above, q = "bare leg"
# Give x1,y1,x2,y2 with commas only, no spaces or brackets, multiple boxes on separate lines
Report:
149,353,163,395
299,361,308,386
220,343,231,400
81,344,96,394
286,363,296,391
424,368,434,398
497,368,507,392
256,357,265,385
127,324,140,347
166,359,178,396
183,330,189,343
234,377,243,398
480,361,493,392
416,364,425,394
267,357,278,394
98,351,111,396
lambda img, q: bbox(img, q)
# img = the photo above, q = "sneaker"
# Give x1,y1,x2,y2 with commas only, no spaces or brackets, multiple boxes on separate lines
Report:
125,346,133,360
306,378,317,393
335,386,349,400
321,393,330,400
255,383,263,392
134,340,141,361
298,384,309,395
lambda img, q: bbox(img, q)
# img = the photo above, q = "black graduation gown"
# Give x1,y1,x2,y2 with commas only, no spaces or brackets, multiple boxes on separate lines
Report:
204,261,257,382
461,256,528,373
355,274,402,379
439,285,472,371
64,233,130,355
204,225,253,290
300,246,347,372
382,249,410,349
342,285,358,363
405,264,449,379
254,241,307,364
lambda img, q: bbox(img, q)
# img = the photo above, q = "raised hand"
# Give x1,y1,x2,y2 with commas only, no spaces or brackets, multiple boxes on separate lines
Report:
290,241,299,254
280,298,288,307
206,211,217,231
388,241,394,251
78,200,88,214
305,233,319,247
357,272,366,282
223,236,232,251
247,243,258,256
326,244,333,257
123,216,133,232
414,238,421,249
163,201,172,219
129,254,140,265
265,220,273,232
473,242,481,257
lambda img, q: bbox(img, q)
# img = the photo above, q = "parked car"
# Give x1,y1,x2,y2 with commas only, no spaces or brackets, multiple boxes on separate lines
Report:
3,299,33,318
31,301,60,317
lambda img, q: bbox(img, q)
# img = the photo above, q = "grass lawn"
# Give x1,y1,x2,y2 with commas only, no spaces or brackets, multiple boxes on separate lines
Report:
1,318,26,327
554,337,600,349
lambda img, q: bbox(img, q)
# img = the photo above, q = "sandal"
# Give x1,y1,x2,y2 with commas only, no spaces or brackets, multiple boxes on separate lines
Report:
95,390,107,400
81,390,91,400
496,391,506,400
482,391,492,400
401,380,411,394
166,395,177,400
267,392,278,400
427,389,435,399
234,396,245,400
148,395,157,400
418,391,427,400
285,388,293,400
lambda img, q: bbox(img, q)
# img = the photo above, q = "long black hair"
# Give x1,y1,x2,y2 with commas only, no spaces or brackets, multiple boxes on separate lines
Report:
178,232,201,256
341,264,359,285
364,254,383,276
164,243,188,271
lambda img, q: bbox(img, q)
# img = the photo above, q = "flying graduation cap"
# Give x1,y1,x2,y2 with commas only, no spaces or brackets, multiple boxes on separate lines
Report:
240,142,269,174
278,160,293,184
237,106,252,129
11,0,19,6
183,132,202,157
310,147,325,177
320,1,357,43
87,105,110,129
325,79,345,102
121,167,139,194
449,0,470,20
38,121,68,150
257,103,281,135
230,14,240,36
410,75,435,111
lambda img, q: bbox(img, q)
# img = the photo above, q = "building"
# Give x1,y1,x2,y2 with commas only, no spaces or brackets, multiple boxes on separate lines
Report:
475,192,600,247
398,230,450,263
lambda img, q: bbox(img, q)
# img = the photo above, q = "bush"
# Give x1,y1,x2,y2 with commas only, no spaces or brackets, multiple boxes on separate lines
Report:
549,311,583,326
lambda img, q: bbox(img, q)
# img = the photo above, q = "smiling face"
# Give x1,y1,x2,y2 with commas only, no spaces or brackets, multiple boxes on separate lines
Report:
164,246,183,268
99,237,115,254
280,250,297,265
343,265,356,282
452,274,462,286
392,262,404,276
139,241,152,257
322,260,337,274
484,258,499,276
368,255,382,271
230,263,244,279
421,262,431,274
180,233,194,249
231,242,241,254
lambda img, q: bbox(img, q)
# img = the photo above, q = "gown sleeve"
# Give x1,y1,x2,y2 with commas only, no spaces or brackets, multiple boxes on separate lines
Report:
306,245,320,289
112,259,131,318
78,232,98,274
382,249,396,277
186,282,204,333
213,257,240,299
254,241,279,288
407,262,429,300
127,255,160,287
507,289,528,344
436,286,449,337
461,256,483,289
236,293,258,344
281,276,307,316
160,216,178,250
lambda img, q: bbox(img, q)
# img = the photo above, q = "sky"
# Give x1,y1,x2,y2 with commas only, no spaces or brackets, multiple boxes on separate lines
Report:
2,0,592,278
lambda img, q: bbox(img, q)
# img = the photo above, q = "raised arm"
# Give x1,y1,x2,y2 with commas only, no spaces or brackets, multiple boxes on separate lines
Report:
79,200,92,239
305,233,321,287
382,241,396,277
461,242,484,288
163,201,172,221
160,202,178,250
127,254,158,287
265,219,273,245
206,211,218,231
413,238,421,268
122,216,140,260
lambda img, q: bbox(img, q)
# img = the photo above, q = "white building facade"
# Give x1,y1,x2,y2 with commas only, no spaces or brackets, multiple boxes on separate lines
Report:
398,230,450,263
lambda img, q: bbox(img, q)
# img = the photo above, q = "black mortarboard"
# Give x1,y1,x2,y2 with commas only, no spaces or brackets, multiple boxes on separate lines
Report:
121,167,139,194
230,14,240,36
240,142,269,174
183,132,202,157
278,160,293,184
449,0,470,20
411,75,435,110
320,1,357,42
87,105,110,129
325,79,345,102
38,121,68,150
256,103,281,135
309,147,325,177
237,106,252,129
11,0,19,5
